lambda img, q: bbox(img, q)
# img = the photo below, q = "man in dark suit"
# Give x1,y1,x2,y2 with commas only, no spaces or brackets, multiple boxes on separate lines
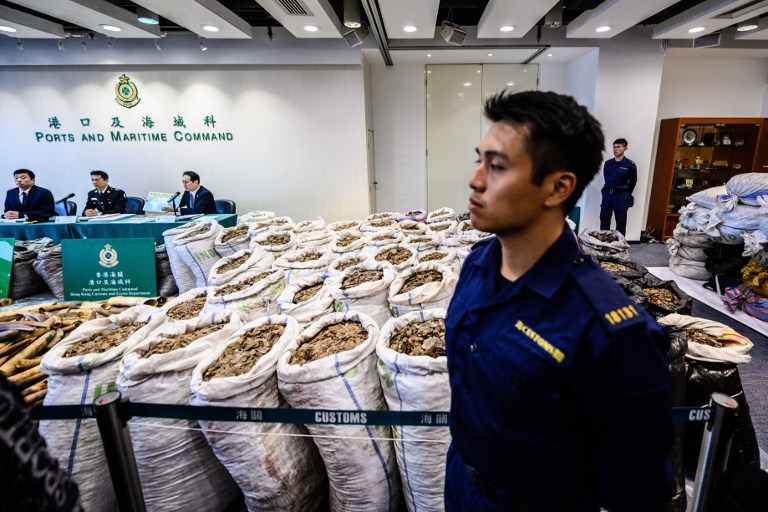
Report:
82,170,127,216
163,171,217,215
3,169,56,220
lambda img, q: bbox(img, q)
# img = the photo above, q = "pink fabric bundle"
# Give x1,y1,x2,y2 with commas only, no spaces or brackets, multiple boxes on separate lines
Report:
721,284,768,322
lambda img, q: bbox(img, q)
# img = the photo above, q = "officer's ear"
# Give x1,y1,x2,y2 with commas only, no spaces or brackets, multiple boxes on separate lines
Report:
543,171,576,209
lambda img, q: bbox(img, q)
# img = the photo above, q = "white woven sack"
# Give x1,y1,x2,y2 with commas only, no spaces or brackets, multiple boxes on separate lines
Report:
704,204,761,244
250,230,298,259
426,220,458,237
295,216,326,233
116,313,242,512
397,220,427,235
327,220,362,233
361,219,399,235
161,287,208,320
204,269,286,322
455,221,486,244
757,196,768,234
578,229,630,260
657,313,753,364
742,230,768,267
415,247,459,273
326,253,367,278
405,233,442,252
666,239,707,262
39,306,164,512
456,246,471,267
274,247,335,284
678,203,711,232
238,210,275,224
277,274,335,327
366,212,400,222
269,216,295,231
327,260,396,327
329,231,366,254
174,219,223,288
672,225,714,249
364,229,405,253
388,263,457,317
208,247,274,286
668,255,711,280
377,310,451,512
215,223,251,257
163,221,201,294
190,315,326,512
298,230,334,248
370,245,418,273
277,311,400,512
686,186,727,209
426,207,455,224
724,173,768,207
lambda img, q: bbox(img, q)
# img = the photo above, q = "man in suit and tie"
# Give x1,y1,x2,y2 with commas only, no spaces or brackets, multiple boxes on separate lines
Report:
83,170,127,217
163,171,217,215
3,169,56,220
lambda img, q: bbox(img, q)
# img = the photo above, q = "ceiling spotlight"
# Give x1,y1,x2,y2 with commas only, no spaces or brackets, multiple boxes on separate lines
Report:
688,26,706,34
547,53,553,57
487,53,493,57
500,25,514,32
427,53,431,57
595,25,612,33
440,20,467,46
463,82,472,87
201,24,219,32
403,25,417,33
107,38,113,50
507,82,515,86
200,39,207,51
304,25,320,32
736,18,759,32
154,38,162,51
16,39,23,51
100,24,121,32
0,25,17,33
57,39,64,51
137,7,159,25
343,0,362,29
544,0,563,28
82,40,88,50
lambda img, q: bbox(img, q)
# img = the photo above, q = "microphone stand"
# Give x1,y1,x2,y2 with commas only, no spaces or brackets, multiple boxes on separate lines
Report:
170,196,179,221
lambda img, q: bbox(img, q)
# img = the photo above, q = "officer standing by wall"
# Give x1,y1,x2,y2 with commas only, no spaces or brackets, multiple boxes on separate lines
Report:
82,170,127,216
444,91,673,511
599,138,637,235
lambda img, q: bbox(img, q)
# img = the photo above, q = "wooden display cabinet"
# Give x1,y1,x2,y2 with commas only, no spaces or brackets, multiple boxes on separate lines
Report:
648,117,768,240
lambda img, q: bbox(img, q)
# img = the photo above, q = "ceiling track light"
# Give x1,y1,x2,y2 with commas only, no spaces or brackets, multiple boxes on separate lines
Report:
544,0,563,29
16,39,23,51
343,0,362,29
107,38,113,50
154,38,162,51
57,39,64,51
136,6,159,25
199,38,207,51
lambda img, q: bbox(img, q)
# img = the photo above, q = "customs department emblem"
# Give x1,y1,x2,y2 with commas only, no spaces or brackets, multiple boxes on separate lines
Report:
99,244,119,268
115,74,140,108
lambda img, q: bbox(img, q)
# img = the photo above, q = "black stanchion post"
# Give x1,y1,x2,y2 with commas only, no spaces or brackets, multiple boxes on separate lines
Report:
94,391,146,512
689,392,739,512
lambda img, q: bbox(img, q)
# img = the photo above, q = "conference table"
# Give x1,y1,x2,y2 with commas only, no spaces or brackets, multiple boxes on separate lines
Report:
0,214,237,245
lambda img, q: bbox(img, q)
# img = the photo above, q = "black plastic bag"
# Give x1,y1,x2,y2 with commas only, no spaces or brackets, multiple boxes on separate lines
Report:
705,243,750,279
614,276,649,309
594,255,647,280
664,327,688,512
10,238,53,299
155,244,178,297
637,274,693,318
32,245,63,299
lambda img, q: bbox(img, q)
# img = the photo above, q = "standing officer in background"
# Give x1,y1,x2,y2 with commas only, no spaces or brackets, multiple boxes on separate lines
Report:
3,168,56,220
82,170,127,217
599,138,637,235
163,171,217,215
445,91,673,511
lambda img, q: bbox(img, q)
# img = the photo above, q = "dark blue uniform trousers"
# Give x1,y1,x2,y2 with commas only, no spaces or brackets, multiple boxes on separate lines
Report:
599,190,630,235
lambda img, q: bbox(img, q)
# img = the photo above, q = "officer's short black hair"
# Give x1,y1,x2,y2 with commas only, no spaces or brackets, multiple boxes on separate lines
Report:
13,169,35,179
183,171,200,183
484,91,604,213
90,170,109,180
613,138,628,147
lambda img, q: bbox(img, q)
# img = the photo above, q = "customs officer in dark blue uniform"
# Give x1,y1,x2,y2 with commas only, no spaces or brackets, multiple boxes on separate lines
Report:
444,91,674,512
599,138,637,236
82,170,127,217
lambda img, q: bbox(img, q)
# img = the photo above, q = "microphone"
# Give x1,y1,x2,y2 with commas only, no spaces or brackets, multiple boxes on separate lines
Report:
54,193,75,204
167,191,181,204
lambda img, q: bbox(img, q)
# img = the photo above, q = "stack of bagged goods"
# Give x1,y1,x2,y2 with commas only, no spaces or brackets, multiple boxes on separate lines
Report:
277,311,401,512
38,304,164,511
578,229,630,260
719,257,768,322
32,243,64,299
117,311,242,512
277,274,335,328
678,185,726,232
191,315,326,511
388,262,457,317
703,173,766,245
377,309,450,512
154,244,178,297
11,237,54,299
666,226,713,280
325,260,395,327
204,268,285,321
656,314,761,471
163,220,208,294
172,218,223,288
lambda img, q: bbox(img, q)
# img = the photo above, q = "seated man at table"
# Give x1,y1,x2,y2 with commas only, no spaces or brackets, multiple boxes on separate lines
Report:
82,170,127,217
3,168,56,220
163,171,217,215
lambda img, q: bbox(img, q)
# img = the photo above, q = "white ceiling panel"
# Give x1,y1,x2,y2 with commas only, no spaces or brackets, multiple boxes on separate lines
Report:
567,0,679,38
132,0,252,39
8,0,160,38
389,48,540,65
477,0,559,39
253,0,342,38
652,0,768,39
529,47,596,64
0,5,66,38
379,0,439,39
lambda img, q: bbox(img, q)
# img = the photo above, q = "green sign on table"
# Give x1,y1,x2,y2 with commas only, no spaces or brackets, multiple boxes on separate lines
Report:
0,238,13,299
62,238,156,300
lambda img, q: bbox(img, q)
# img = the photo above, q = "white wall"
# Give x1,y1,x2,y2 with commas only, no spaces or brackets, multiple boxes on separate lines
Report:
565,50,599,113
539,62,566,94
0,65,369,222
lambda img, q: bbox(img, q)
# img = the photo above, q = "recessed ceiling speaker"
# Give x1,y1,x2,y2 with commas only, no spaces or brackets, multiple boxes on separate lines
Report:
343,26,369,47
693,32,720,48
440,21,466,46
